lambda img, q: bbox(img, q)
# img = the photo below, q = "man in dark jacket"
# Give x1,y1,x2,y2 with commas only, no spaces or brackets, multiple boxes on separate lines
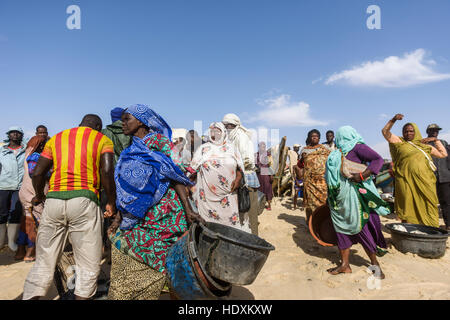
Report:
426,124,450,230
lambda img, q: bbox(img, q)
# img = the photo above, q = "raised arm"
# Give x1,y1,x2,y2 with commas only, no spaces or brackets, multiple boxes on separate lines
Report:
382,114,403,144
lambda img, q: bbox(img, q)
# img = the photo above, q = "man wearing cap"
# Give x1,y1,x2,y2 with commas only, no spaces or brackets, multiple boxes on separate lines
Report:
425,124,450,230
0,127,26,252
222,113,260,235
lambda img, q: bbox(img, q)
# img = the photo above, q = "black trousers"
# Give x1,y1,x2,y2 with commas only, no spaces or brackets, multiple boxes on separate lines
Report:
0,190,22,224
437,182,450,228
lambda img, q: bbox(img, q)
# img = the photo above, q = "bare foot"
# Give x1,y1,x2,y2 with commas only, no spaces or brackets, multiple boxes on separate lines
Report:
327,265,352,275
369,265,386,279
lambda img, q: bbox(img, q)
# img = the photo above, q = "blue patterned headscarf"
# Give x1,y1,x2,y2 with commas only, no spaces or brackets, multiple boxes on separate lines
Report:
124,104,172,140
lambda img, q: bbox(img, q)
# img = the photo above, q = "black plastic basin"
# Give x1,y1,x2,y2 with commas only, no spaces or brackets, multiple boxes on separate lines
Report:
385,223,449,259
197,222,275,285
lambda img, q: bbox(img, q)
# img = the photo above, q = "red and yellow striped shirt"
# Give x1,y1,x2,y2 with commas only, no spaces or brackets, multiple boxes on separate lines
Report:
41,127,114,203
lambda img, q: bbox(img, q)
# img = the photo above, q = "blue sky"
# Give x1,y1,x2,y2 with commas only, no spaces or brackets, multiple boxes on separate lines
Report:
1,0,449,158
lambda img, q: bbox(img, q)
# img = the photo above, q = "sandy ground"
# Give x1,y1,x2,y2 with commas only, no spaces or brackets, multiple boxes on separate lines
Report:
1,197,449,300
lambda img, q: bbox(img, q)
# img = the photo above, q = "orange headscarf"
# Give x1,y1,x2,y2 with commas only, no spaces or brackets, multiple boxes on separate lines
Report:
26,136,45,154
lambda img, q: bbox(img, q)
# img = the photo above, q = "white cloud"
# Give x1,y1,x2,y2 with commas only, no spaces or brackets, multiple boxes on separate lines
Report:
378,113,389,120
248,94,328,127
325,49,450,87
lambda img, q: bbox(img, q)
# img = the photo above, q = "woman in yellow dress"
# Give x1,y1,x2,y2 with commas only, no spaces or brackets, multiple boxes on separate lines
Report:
382,114,448,227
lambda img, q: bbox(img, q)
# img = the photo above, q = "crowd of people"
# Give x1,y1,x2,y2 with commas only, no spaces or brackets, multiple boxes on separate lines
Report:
0,106,448,300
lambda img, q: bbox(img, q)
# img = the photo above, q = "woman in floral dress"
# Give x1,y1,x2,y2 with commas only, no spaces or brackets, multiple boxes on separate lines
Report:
190,122,250,232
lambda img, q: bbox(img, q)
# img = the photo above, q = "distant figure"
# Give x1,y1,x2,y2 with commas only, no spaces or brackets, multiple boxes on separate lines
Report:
326,126,390,278
255,142,274,211
102,107,132,164
16,136,48,262
323,130,336,151
300,129,330,223
0,127,26,253
182,130,202,166
222,113,260,236
23,114,116,300
35,125,49,142
293,164,303,210
382,114,447,227
293,144,301,156
425,123,450,231
191,122,249,231
288,145,300,201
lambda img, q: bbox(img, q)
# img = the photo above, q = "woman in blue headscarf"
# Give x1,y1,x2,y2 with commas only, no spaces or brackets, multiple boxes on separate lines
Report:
107,104,204,300
325,126,390,279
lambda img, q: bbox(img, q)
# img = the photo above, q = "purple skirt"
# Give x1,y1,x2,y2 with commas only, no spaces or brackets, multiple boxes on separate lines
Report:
257,172,273,201
336,212,386,253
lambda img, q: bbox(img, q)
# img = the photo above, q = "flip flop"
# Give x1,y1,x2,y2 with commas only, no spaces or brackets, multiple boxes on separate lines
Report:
24,257,36,263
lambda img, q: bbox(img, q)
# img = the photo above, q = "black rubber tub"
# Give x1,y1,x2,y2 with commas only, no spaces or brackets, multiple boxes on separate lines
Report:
385,223,449,259
197,222,275,285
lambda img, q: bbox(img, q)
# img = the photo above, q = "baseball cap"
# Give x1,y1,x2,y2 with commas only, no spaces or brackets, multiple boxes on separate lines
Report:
6,126,24,135
427,124,442,131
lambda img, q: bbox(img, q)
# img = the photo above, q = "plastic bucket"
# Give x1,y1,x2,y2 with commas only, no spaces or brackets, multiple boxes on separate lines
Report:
197,222,275,285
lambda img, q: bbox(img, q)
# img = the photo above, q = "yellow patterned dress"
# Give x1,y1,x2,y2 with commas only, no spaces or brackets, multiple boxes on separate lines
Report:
301,145,331,221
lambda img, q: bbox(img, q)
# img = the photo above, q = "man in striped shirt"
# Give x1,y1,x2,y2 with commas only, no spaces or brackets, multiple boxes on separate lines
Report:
23,114,116,300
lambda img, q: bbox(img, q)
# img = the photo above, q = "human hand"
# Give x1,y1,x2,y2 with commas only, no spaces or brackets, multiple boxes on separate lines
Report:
421,137,437,144
392,114,404,121
104,202,116,218
107,212,122,237
349,173,362,183
31,195,46,206
185,207,205,225
230,178,241,193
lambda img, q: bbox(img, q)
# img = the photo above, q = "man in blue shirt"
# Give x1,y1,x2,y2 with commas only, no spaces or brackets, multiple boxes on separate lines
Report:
0,127,26,252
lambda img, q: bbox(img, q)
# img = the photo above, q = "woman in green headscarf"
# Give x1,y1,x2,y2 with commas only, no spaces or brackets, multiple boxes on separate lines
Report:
382,114,448,227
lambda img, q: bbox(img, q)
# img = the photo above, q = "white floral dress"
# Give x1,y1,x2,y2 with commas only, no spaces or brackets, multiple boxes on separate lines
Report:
191,141,250,232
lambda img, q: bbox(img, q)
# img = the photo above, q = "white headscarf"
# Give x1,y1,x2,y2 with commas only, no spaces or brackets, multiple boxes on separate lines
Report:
222,113,252,140
222,113,255,171
208,122,227,146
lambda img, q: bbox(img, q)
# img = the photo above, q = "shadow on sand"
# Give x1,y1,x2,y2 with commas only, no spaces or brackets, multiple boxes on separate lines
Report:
278,212,373,268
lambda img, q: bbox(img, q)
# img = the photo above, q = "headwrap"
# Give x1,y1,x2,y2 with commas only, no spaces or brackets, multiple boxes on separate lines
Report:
222,113,252,140
115,132,194,230
334,126,365,155
26,136,46,177
208,122,227,145
110,107,125,123
26,136,45,155
124,104,173,140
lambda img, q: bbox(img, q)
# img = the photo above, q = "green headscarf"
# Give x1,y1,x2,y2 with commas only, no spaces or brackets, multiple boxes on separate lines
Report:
335,126,365,155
